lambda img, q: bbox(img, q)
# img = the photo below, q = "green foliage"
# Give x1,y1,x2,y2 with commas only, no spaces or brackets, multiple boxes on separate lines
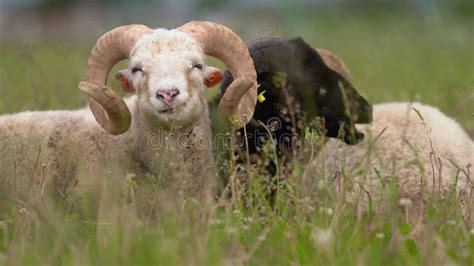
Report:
0,13,473,266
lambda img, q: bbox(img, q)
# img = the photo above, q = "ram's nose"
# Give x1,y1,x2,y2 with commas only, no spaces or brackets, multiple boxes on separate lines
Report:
156,88,180,105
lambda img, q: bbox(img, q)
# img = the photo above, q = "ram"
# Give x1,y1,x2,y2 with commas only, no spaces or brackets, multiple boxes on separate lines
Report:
0,21,257,215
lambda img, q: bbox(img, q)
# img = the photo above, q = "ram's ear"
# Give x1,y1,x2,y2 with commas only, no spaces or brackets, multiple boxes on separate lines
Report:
115,69,136,93
204,66,223,88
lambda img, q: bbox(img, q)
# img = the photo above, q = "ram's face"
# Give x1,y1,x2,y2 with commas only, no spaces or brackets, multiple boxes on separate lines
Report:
116,30,222,129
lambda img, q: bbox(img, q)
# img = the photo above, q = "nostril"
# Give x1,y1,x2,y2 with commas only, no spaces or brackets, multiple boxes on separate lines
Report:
156,88,180,104
168,89,180,99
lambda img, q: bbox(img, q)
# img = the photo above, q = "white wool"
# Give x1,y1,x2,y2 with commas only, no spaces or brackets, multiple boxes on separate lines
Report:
132,28,203,57
315,102,473,208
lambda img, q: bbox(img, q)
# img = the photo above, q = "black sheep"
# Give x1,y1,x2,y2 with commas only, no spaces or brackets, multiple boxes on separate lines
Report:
219,37,372,167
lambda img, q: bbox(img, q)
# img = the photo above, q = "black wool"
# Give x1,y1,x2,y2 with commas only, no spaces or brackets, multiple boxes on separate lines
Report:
219,37,372,163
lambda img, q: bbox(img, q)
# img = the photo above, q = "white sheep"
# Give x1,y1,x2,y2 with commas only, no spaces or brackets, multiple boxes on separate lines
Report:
0,21,258,215
316,102,473,212
303,50,473,211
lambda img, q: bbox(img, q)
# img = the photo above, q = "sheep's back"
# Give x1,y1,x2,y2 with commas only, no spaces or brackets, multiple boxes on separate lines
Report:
0,110,91,195
316,102,473,205
0,109,134,199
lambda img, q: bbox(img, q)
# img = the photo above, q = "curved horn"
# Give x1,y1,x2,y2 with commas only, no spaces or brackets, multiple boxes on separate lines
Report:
177,21,257,127
316,48,352,81
79,24,152,135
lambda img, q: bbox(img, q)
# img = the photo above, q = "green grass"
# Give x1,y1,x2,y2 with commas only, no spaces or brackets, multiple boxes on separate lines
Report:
0,12,473,265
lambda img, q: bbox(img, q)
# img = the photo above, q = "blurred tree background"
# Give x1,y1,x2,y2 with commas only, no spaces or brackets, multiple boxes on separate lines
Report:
1,0,472,40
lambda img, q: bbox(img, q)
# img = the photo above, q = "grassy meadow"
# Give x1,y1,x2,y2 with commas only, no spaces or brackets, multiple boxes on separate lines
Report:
0,12,473,265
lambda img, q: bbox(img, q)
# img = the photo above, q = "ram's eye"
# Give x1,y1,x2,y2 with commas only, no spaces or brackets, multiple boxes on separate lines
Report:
131,66,143,74
192,63,203,70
